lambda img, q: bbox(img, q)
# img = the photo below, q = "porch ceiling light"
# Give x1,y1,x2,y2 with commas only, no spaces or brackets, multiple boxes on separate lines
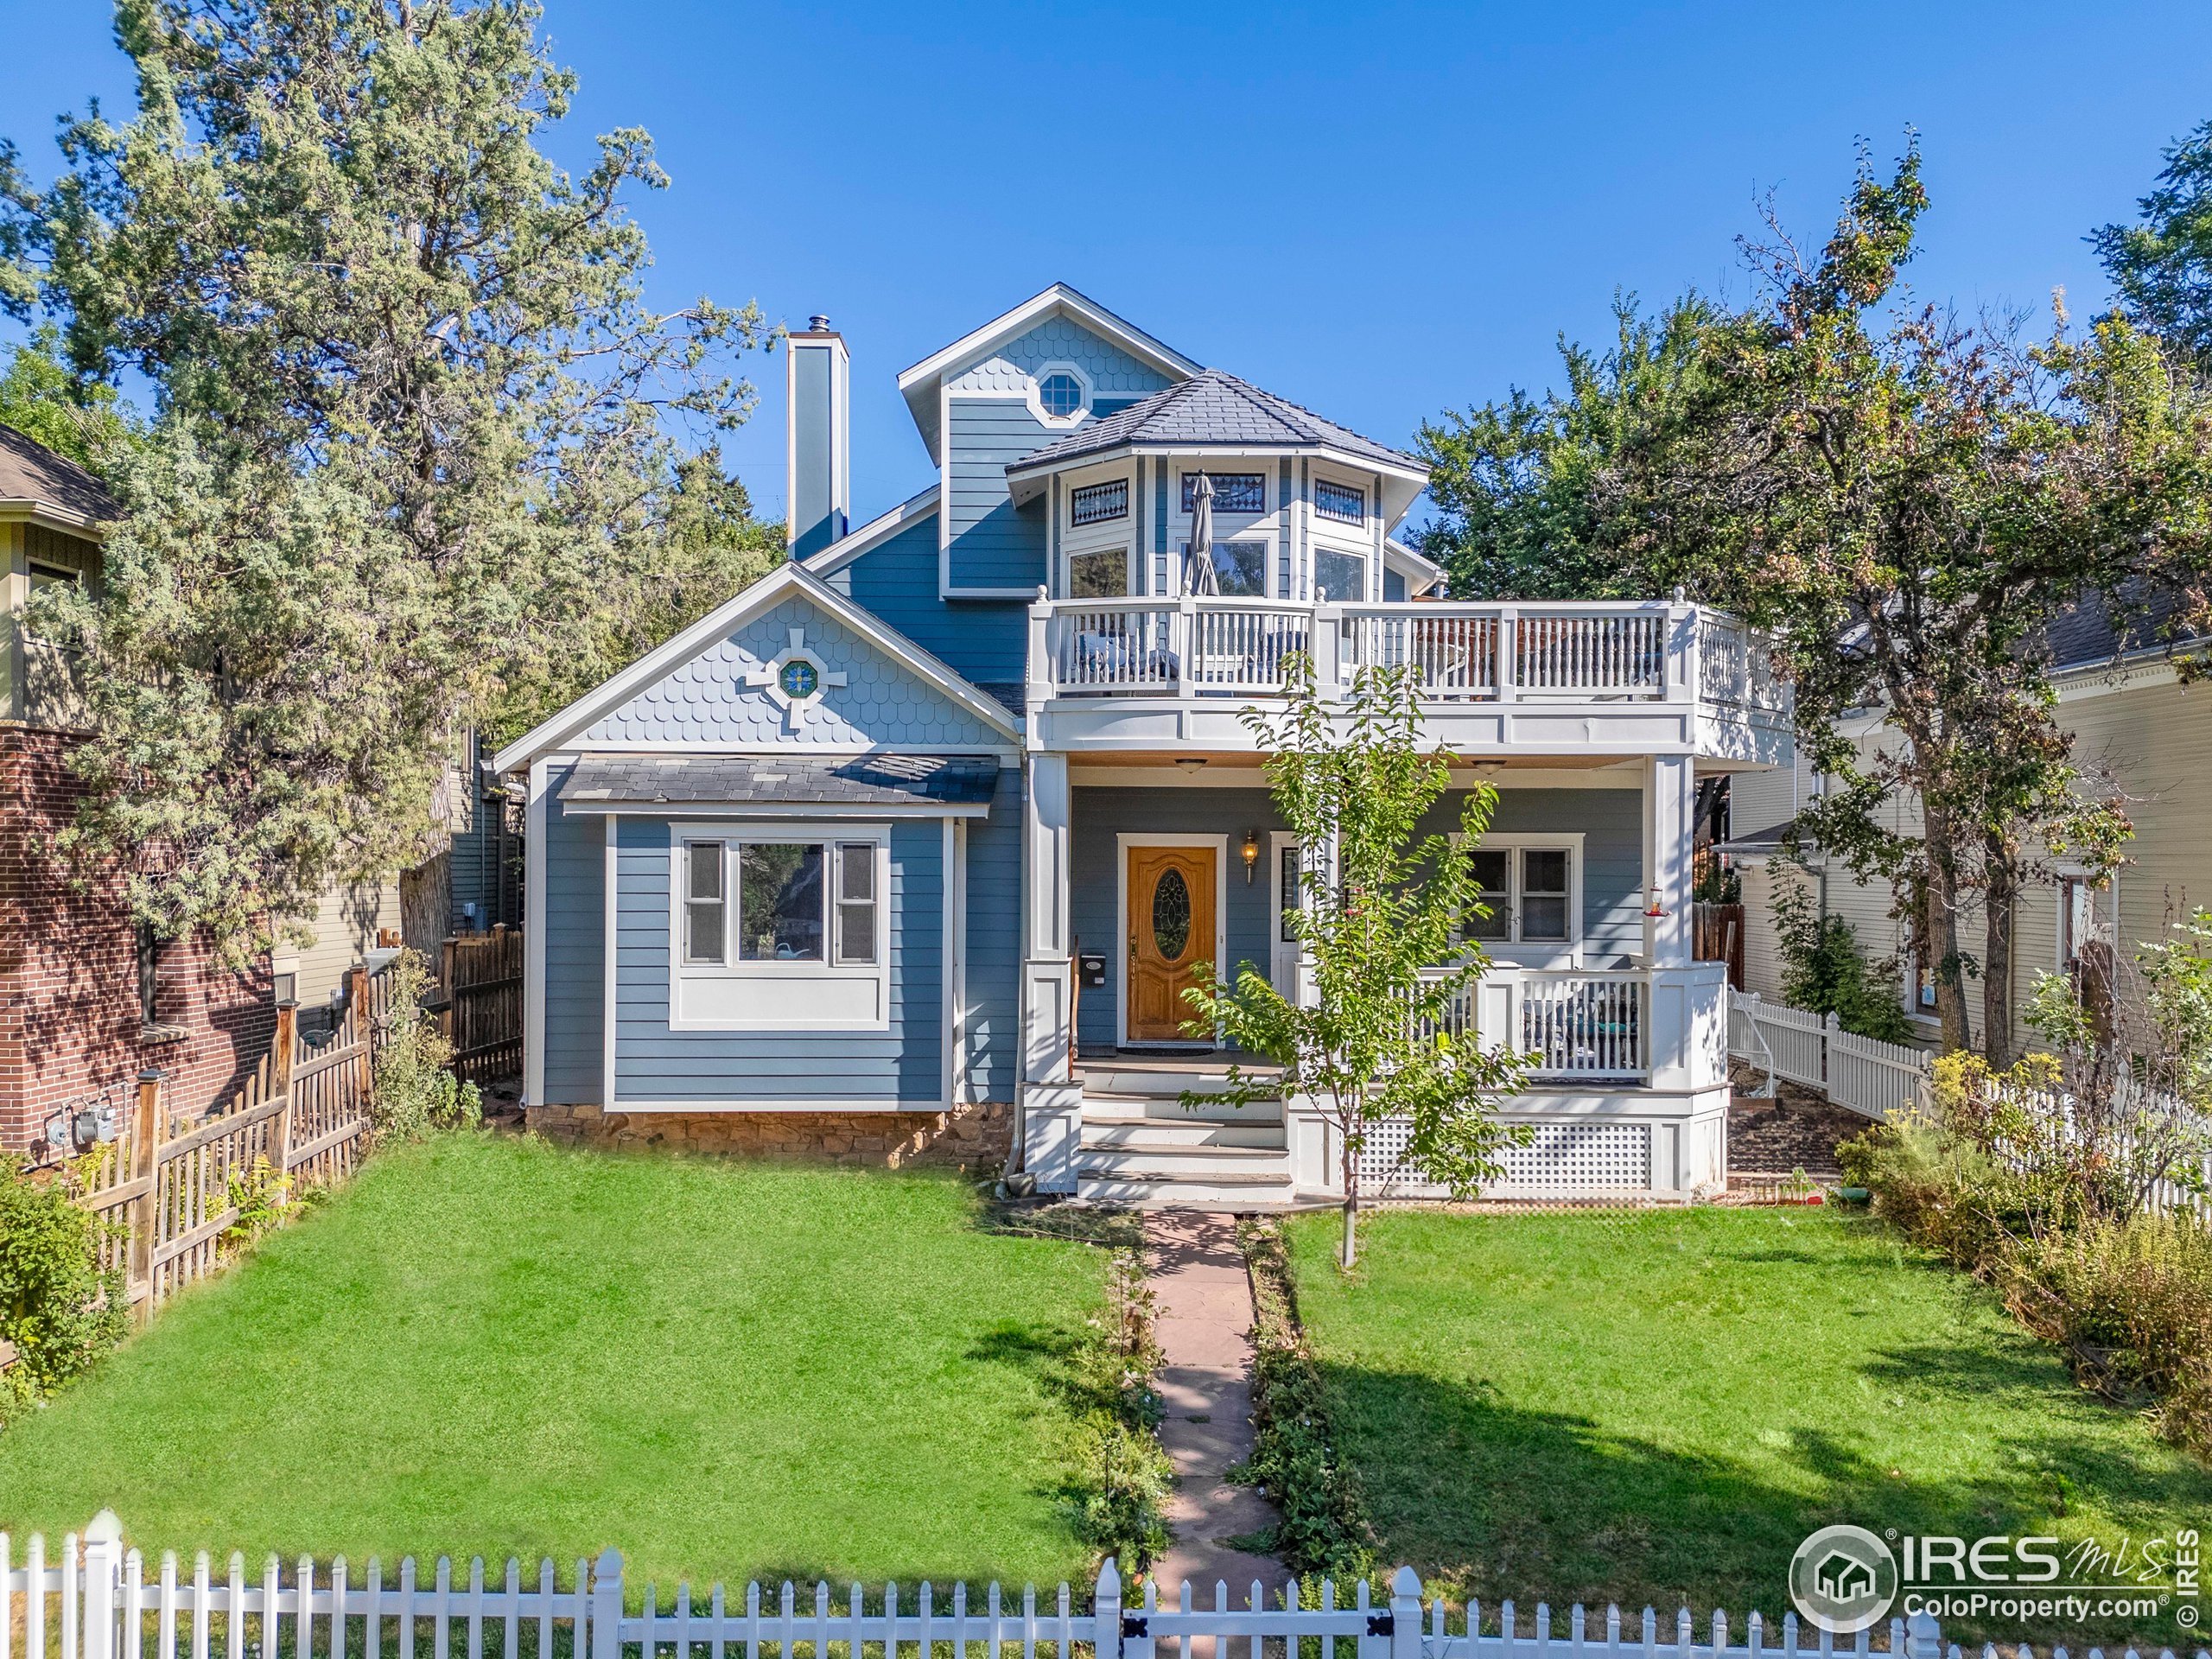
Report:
1241,830,1261,883
1175,758,1207,772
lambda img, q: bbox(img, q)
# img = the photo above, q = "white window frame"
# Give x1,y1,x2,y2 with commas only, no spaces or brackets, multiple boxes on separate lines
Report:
1178,537,1274,600
668,820,891,1032
1313,476,1366,526
1114,833,1230,1050
2056,869,2116,972
1026,360,1093,429
1453,832,1586,965
1180,468,1268,518
1061,467,1137,599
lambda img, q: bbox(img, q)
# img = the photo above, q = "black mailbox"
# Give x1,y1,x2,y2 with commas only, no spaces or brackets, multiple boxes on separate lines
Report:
1078,952,1108,988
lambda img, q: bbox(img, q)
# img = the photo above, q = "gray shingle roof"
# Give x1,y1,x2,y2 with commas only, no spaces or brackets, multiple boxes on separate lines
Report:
0,423,118,524
559,753,1001,810
1006,369,1422,476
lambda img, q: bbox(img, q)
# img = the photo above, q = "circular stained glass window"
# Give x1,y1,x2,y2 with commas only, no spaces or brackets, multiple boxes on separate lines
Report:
779,658,820,700
1151,868,1192,961
1037,371,1084,419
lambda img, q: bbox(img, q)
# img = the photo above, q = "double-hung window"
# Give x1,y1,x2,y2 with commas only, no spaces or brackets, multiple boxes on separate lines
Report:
672,827,890,1029
1460,839,1581,953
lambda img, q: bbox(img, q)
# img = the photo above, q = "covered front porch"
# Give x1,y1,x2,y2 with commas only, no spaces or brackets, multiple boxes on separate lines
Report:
1018,752,1733,1205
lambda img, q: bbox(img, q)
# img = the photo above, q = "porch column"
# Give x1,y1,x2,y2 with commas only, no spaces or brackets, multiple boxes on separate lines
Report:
1643,753,1695,965
1020,751,1082,1191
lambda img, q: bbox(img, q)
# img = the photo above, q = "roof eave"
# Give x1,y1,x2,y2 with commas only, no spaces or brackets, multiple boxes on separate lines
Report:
0,499,112,539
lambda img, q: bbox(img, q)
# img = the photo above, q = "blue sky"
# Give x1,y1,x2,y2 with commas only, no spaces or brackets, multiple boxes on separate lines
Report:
4,0,2210,531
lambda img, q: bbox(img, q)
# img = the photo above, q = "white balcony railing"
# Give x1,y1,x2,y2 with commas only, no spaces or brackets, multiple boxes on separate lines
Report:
1032,597,1778,711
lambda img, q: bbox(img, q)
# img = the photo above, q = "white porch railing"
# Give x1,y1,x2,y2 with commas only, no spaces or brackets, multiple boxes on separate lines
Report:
1033,597,1782,709
1423,967,1649,1081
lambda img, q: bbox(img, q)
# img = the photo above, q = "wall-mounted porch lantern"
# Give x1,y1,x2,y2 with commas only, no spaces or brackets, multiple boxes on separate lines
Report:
1241,830,1261,884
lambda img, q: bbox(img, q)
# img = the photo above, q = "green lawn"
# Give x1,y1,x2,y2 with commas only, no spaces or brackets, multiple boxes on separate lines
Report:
0,1135,1113,1591
1285,1206,2212,1641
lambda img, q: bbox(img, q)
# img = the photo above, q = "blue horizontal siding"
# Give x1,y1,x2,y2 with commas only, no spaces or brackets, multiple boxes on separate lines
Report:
610,817,944,1104
947,398,1049,590
1070,785,1645,1046
959,766,1021,1100
830,509,1029,687
542,770,605,1103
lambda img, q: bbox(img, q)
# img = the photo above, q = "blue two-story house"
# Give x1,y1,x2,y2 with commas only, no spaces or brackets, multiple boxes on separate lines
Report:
494,286,1791,1203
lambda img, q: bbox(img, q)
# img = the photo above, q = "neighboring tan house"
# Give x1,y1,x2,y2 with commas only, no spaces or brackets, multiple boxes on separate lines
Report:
1723,594,2209,1053
496,285,1794,1203
0,423,519,1154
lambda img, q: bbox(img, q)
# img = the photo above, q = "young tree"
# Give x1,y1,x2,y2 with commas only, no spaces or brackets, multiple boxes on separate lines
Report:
1180,658,1533,1268
1,0,768,956
1600,141,2201,1056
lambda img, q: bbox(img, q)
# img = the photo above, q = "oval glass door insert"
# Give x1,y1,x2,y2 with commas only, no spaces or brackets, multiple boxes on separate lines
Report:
1151,868,1192,960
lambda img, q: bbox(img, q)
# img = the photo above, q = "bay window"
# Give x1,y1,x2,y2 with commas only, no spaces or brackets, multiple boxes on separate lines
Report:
671,825,891,1029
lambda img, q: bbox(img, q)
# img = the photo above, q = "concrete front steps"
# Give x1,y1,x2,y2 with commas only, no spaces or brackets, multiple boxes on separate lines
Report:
1074,1059,1297,1207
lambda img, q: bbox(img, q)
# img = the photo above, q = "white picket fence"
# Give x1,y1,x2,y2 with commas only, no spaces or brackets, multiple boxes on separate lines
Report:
8,1517,2204,1659
1727,991,1929,1119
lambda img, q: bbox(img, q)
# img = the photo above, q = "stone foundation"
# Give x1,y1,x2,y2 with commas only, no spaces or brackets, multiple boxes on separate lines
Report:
524,1101,1016,1172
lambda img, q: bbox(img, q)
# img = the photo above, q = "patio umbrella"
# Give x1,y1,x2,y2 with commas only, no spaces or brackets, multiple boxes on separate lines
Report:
1185,471,1220,594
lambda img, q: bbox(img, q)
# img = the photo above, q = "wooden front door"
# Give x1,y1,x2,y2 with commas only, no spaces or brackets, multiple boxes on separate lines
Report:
1126,845,1217,1043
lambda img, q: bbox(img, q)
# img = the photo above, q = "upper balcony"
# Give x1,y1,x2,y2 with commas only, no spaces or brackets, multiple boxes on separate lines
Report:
1022,595,1790,764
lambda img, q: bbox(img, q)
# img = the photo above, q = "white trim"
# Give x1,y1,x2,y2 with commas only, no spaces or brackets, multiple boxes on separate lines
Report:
1114,833,1230,1048
1383,536,1446,596
601,814,618,1109
524,758,550,1105
1267,829,1307,1002
596,1098,950,1114
492,559,1020,772
548,740,1019,759
566,800,992,820
897,284,1200,464
1062,764,1645,789
664,820,893,1033
1008,440,1429,489
1024,359,1094,429
941,816,958,1108
951,817,973,1103
802,484,941,578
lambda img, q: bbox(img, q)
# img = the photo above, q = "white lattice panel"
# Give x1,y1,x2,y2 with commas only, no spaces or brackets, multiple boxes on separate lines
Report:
1360,1116,1652,1195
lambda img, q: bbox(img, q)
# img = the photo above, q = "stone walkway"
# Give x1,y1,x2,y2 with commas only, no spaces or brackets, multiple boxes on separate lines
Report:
1143,1211,1283,1597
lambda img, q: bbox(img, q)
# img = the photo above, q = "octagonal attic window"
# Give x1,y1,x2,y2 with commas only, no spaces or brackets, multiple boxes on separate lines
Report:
1037,372,1085,419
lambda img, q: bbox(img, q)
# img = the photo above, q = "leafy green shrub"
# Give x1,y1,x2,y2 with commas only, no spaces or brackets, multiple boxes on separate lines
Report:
0,1158,127,1427
370,950,482,1144
1845,1050,2212,1461
1238,1218,1378,1582
1067,1247,1170,1569
1771,873,1915,1042
2003,1214,2212,1456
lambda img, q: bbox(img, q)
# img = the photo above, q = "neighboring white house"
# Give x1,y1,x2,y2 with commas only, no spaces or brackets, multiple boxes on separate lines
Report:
495,286,1795,1204
1723,594,2209,1055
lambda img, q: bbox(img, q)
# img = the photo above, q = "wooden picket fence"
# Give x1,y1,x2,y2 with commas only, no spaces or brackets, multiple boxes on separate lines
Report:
431,927,524,1086
12,1518,2204,1659
67,964,395,1314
